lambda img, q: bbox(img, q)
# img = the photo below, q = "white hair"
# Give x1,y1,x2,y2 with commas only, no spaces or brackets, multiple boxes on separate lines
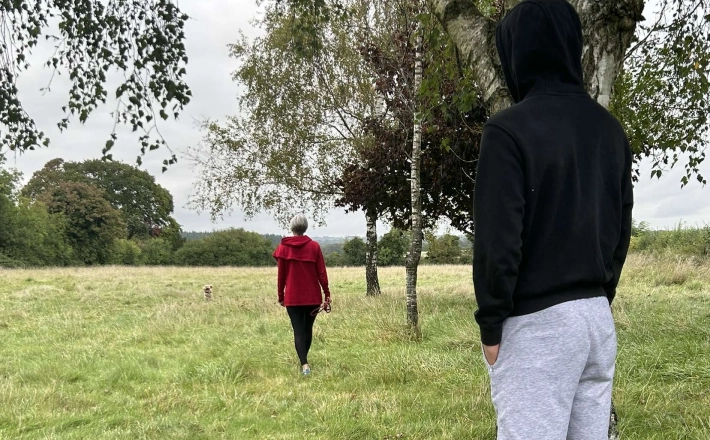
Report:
290,214,308,235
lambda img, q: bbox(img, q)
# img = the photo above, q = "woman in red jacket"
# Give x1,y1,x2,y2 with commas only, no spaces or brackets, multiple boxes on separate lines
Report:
273,214,331,376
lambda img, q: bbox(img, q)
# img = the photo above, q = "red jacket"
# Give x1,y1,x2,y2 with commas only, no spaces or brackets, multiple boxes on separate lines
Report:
273,236,330,306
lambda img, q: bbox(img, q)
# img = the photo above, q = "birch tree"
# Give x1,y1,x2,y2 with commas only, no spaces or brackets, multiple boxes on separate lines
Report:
337,13,482,235
406,29,424,335
1,0,191,167
334,0,482,311
188,0,387,295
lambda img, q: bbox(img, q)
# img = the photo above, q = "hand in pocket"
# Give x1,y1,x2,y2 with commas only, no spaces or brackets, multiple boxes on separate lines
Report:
483,344,500,366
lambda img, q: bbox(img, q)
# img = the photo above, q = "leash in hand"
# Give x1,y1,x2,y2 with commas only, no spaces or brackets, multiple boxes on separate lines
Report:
311,300,332,316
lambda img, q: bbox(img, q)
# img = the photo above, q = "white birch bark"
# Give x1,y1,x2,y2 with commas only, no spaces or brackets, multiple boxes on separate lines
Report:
365,208,382,296
405,30,424,336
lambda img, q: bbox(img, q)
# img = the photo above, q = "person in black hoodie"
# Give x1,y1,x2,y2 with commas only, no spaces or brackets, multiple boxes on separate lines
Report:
473,1,633,438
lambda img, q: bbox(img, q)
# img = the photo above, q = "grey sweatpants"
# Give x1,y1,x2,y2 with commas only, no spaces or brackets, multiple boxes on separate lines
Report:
484,297,617,440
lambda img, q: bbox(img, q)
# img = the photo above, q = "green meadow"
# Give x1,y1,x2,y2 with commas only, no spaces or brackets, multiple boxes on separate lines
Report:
1,255,709,439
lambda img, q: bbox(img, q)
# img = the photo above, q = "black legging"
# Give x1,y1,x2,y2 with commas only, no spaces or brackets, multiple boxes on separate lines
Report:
286,306,319,365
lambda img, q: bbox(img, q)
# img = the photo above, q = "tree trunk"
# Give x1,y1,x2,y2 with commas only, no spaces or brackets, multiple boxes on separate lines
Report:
573,0,644,108
365,208,382,296
405,31,424,338
429,1,644,438
429,0,644,111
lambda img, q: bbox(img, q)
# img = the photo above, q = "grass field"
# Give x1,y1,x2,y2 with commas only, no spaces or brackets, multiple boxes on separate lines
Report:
0,255,709,439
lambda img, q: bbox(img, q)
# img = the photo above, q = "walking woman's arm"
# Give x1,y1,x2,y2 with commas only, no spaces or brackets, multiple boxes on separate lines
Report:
315,246,331,301
277,258,287,305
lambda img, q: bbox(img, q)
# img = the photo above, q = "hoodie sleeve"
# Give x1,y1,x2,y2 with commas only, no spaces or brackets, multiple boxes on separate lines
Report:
474,124,525,346
602,139,634,304
315,246,330,298
276,252,287,303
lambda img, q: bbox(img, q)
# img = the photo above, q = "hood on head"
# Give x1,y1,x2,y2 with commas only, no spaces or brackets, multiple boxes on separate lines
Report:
496,0,585,103
281,236,312,248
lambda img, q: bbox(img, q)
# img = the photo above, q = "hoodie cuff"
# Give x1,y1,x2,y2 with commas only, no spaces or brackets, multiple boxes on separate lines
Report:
480,326,503,346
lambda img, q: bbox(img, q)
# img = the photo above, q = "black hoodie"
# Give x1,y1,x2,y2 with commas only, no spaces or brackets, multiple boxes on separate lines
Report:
473,0,634,346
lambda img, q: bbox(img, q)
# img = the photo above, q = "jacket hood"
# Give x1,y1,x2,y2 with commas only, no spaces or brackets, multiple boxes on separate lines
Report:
496,0,585,103
280,235,312,248
274,235,317,262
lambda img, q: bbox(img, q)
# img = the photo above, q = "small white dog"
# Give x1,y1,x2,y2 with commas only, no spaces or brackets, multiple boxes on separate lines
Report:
203,285,213,301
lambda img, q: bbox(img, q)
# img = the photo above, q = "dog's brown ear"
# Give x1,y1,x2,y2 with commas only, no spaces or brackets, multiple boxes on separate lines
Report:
209,285,212,289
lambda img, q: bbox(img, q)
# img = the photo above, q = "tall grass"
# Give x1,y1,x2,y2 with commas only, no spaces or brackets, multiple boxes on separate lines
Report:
0,258,708,439
631,225,710,258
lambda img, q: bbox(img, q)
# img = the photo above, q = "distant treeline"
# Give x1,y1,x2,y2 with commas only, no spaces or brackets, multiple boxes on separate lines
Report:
1,158,476,269
0,158,284,269
10,158,700,268
321,230,472,267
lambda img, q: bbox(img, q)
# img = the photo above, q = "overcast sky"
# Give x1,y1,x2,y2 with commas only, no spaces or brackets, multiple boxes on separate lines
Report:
4,0,709,236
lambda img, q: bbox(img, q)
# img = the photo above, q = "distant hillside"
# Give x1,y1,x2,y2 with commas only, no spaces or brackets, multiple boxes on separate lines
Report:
182,231,469,247
183,231,213,241
311,236,353,244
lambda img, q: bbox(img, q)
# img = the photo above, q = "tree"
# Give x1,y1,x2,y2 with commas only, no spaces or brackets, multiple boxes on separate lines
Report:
406,22,424,336
1,0,192,167
342,237,368,266
188,0,386,295
431,0,710,186
335,7,482,235
189,1,373,226
111,239,142,265
23,158,177,239
173,228,275,267
273,0,710,186
378,228,409,266
425,231,463,264
321,242,346,266
336,0,470,334
39,181,126,265
156,218,186,251
13,199,75,266
325,251,347,267
263,234,284,246
631,219,651,237
0,167,21,248
139,238,174,265
0,167,73,266
364,208,382,295
611,1,710,185
331,0,483,299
